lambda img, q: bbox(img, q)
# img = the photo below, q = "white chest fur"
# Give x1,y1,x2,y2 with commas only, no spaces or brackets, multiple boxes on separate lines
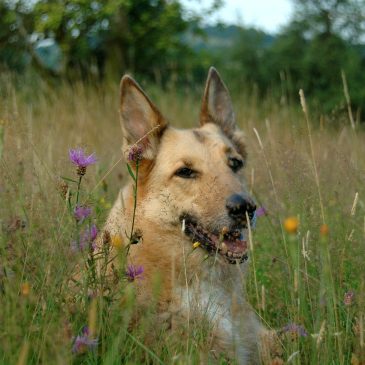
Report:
176,266,260,364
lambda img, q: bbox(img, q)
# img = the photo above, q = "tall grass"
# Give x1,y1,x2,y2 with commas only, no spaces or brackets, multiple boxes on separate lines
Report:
0,74,364,364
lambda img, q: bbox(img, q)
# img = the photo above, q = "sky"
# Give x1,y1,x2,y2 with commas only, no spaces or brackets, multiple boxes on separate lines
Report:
182,0,294,33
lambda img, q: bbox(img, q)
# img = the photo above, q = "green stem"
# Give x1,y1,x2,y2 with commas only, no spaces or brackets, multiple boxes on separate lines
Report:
127,161,139,254
76,175,83,207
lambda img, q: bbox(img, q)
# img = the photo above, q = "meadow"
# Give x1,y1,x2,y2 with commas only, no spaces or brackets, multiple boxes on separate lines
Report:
0,73,364,364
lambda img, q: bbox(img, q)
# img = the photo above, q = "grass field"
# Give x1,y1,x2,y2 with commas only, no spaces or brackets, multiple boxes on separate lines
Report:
0,74,364,364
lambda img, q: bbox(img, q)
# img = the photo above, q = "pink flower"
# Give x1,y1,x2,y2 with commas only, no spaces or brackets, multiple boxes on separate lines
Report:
125,265,144,282
72,326,98,354
127,145,143,162
344,291,355,306
72,224,98,252
74,205,92,222
282,323,308,337
69,148,97,168
256,206,267,217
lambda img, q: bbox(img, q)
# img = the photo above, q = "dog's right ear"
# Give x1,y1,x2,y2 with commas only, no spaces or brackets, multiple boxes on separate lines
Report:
200,67,247,158
120,75,167,160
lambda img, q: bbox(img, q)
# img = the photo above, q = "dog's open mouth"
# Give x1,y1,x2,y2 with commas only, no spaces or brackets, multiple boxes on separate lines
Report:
181,215,249,264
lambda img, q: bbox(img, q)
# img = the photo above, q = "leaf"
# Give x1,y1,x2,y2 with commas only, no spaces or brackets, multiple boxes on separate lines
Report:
60,176,79,183
126,163,136,181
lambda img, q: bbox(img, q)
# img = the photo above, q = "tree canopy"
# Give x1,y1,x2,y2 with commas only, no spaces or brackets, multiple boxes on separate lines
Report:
1,0,365,117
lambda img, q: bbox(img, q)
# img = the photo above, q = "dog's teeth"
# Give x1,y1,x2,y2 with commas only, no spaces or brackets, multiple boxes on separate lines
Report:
227,251,233,258
220,242,228,253
181,219,185,232
221,226,229,235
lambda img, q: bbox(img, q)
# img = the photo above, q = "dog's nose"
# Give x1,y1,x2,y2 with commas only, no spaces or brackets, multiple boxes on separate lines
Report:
226,194,256,221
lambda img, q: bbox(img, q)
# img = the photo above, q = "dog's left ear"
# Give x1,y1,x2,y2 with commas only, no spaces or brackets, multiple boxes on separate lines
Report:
200,67,246,158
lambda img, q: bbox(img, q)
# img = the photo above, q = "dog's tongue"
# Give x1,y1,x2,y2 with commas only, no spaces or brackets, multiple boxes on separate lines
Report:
221,238,248,254
218,231,248,255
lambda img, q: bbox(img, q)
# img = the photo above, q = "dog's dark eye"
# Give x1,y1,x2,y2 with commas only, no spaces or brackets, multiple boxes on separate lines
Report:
228,157,244,172
175,167,197,179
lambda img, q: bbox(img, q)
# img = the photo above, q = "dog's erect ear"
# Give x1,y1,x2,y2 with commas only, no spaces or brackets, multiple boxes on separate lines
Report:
120,75,167,160
200,67,235,132
200,67,246,158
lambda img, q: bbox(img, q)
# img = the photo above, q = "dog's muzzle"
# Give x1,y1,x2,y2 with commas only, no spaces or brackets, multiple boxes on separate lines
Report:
180,214,253,264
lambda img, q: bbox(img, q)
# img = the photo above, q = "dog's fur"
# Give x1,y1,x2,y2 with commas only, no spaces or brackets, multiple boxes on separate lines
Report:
102,68,268,364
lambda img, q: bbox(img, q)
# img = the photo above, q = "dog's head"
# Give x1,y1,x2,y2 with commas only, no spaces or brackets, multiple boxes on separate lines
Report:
120,68,256,265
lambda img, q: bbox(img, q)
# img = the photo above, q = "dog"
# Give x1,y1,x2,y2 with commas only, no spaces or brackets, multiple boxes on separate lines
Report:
102,68,271,364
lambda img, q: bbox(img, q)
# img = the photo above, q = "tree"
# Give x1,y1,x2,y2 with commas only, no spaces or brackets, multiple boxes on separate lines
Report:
292,0,365,43
0,0,216,81
258,0,365,113
0,1,35,72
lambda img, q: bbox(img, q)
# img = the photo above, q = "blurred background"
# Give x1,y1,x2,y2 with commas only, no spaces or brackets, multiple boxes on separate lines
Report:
1,0,365,116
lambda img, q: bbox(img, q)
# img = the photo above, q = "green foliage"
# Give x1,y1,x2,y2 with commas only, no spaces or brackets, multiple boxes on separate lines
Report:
0,0,195,79
1,0,365,117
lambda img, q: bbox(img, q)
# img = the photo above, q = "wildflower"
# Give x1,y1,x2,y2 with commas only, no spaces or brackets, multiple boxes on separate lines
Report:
344,291,355,306
21,282,30,296
69,148,97,176
89,224,98,241
125,265,144,282
72,224,98,251
256,206,267,217
74,205,92,223
130,229,143,244
284,217,299,234
192,241,201,249
320,224,329,236
99,197,111,209
128,144,143,162
102,230,111,246
111,235,123,248
282,323,308,340
72,326,98,354
58,181,69,199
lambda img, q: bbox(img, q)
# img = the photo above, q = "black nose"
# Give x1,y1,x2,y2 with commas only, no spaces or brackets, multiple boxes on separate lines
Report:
226,193,256,221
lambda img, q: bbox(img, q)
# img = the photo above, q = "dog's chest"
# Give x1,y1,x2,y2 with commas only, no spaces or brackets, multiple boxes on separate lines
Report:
177,276,241,336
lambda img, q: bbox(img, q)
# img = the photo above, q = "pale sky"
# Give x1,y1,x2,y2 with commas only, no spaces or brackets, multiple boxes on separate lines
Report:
182,0,294,33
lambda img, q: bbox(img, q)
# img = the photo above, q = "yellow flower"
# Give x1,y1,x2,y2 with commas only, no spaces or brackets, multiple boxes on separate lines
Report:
284,217,299,234
99,197,111,209
111,235,123,248
192,241,201,249
21,282,30,296
320,224,329,236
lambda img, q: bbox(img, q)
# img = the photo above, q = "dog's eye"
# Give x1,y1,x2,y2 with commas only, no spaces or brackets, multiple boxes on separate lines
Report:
175,167,197,179
228,157,244,172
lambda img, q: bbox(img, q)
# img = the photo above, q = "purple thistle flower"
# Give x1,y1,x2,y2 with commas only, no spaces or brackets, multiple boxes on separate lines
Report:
74,205,92,222
72,224,99,252
128,145,143,162
344,291,355,306
89,224,98,242
282,323,308,338
69,148,97,175
256,206,267,217
126,265,144,282
72,326,98,354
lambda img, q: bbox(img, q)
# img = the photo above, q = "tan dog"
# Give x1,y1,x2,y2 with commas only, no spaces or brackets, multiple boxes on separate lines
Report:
103,68,267,364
